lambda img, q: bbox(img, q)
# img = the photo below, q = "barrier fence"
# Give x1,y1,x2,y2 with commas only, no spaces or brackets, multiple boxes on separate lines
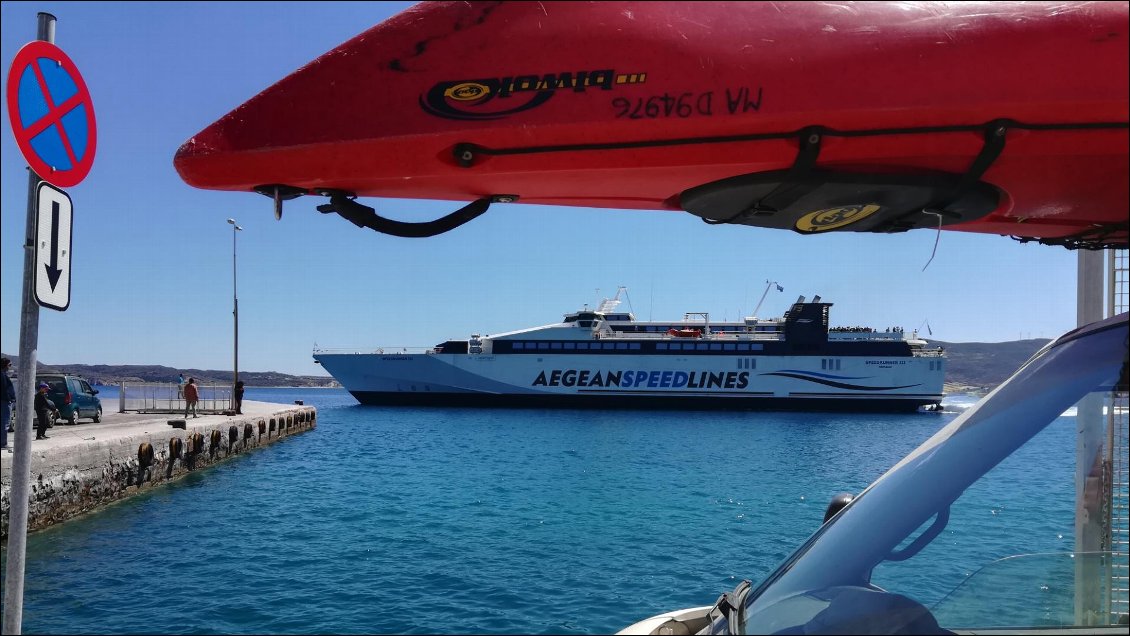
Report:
116,382,231,414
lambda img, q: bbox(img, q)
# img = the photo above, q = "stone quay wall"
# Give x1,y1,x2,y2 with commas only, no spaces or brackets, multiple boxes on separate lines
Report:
1,403,316,537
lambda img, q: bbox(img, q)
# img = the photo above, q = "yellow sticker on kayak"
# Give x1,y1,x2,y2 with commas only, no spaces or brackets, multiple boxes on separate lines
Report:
795,204,881,232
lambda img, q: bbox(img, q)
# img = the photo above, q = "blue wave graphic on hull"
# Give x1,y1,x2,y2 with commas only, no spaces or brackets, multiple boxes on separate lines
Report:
762,371,920,391
774,369,871,380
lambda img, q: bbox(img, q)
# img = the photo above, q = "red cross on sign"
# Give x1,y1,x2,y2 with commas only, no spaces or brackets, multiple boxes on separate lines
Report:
6,40,97,188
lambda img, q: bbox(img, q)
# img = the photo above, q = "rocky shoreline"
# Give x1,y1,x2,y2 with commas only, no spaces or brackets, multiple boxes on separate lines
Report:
0,355,336,388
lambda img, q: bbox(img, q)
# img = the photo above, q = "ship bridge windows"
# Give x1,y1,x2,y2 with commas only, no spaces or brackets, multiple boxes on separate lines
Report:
822,358,842,370
572,311,601,329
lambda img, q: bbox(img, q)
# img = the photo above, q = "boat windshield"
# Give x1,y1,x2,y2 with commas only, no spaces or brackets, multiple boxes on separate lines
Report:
728,313,1128,635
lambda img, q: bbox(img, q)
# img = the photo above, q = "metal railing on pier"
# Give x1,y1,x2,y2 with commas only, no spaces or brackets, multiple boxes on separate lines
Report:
115,382,231,414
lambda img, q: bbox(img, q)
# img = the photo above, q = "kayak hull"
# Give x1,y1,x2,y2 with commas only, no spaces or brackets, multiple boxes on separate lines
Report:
174,1,1129,245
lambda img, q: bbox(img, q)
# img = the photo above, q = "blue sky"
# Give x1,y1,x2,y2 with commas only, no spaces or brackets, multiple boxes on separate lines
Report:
2,1,1081,377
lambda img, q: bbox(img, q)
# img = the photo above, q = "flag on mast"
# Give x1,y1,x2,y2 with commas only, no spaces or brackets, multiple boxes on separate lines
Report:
775,283,784,292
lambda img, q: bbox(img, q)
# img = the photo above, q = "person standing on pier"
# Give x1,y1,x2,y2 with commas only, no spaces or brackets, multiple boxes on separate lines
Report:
177,373,186,399
184,377,200,418
1,357,13,451
234,380,245,415
34,382,59,440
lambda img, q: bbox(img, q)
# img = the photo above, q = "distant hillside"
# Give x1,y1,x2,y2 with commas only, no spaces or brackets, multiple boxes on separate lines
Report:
4,338,1049,391
925,338,1050,391
0,354,336,388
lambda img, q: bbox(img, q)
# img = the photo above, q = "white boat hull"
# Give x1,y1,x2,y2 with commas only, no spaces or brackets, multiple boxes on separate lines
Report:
314,351,944,412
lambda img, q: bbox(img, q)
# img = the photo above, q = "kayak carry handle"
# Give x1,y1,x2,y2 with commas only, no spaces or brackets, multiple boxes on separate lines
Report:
314,190,512,238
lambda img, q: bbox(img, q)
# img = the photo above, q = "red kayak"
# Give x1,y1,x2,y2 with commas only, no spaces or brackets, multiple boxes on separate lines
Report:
174,1,1128,248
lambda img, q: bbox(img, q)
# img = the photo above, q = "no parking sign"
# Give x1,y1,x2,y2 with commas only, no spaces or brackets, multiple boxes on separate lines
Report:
6,40,96,187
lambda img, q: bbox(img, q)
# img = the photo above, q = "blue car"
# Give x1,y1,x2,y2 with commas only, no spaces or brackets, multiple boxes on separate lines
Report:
37,373,102,425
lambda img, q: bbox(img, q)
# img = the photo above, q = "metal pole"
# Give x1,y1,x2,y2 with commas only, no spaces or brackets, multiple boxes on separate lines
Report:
751,280,779,318
233,222,237,402
3,14,55,635
227,219,241,410
1075,248,1106,625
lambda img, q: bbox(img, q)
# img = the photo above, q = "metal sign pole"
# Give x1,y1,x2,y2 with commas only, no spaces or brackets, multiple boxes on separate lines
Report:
2,13,55,635
1075,248,1106,625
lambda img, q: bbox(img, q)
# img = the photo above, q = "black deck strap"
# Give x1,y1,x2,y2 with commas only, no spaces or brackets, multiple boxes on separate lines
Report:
703,127,823,225
315,192,492,238
754,127,823,212
951,120,1009,202
455,121,1126,163
874,120,1010,233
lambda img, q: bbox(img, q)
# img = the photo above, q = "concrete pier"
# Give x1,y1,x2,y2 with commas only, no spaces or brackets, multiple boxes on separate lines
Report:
0,400,315,538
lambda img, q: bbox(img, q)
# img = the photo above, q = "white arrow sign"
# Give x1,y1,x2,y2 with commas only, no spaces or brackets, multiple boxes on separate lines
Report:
35,181,73,311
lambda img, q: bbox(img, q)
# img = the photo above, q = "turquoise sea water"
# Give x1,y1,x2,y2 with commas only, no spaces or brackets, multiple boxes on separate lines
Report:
6,389,1075,634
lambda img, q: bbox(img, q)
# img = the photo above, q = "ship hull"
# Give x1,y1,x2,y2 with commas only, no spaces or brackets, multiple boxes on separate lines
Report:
344,392,935,413
316,351,944,413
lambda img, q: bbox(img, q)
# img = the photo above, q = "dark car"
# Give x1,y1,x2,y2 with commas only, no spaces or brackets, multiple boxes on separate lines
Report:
37,373,102,425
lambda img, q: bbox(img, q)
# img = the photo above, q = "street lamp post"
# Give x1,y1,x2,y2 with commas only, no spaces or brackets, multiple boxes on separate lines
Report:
227,219,242,411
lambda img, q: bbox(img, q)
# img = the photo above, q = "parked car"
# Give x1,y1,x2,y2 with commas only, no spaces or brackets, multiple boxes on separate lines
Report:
36,373,102,425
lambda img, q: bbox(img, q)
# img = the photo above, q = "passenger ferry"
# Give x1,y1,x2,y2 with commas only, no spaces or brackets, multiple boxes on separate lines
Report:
313,291,945,412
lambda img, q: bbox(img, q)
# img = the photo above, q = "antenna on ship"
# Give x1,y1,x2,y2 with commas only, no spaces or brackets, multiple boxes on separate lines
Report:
751,280,783,318
917,318,933,336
